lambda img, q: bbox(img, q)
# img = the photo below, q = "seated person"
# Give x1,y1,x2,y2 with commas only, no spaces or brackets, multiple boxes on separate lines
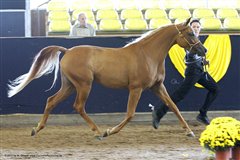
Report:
69,13,96,37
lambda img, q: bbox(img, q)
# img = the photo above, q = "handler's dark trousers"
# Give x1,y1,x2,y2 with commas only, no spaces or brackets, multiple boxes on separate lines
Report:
156,66,219,116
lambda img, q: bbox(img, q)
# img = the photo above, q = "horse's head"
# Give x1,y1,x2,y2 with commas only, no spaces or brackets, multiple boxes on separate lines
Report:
175,18,207,56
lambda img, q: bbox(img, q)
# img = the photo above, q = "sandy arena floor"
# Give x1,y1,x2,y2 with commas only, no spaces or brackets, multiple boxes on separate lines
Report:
0,122,215,160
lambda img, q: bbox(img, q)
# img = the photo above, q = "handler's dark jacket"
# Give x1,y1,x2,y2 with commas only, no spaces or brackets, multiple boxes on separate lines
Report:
184,50,204,75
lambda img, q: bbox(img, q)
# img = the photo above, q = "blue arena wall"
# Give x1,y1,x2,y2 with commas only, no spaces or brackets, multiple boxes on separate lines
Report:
0,36,239,114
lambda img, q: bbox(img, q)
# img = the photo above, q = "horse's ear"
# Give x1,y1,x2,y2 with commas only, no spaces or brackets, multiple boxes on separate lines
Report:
184,17,191,26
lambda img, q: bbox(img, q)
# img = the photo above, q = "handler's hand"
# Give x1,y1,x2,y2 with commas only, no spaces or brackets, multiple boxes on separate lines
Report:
203,58,209,66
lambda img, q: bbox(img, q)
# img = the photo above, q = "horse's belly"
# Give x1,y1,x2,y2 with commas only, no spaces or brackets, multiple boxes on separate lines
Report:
95,77,128,88
94,73,128,88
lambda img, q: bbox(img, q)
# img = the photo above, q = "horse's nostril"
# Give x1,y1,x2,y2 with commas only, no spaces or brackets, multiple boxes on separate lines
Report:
204,48,207,53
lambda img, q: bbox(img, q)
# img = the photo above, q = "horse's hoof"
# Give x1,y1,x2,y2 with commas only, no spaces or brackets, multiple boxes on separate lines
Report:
103,129,111,137
186,131,195,137
102,131,108,137
31,128,36,136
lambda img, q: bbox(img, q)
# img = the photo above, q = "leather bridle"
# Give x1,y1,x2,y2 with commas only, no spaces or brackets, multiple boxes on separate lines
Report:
175,25,201,53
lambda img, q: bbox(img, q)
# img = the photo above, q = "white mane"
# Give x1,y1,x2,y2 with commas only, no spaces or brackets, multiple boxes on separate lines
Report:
124,30,154,47
124,24,170,47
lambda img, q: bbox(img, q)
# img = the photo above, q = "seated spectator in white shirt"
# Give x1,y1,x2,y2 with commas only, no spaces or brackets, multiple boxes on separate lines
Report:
69,13,96,37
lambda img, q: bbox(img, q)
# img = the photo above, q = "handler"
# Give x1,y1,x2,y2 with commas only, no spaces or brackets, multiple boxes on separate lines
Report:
152,19,219,128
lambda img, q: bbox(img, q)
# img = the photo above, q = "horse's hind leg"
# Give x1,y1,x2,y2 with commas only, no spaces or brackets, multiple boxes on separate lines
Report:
31,76,74,136
73,83,102,139
151,83,194,137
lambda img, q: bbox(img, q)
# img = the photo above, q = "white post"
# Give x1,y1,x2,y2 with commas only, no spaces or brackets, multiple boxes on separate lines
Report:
25,0,31,37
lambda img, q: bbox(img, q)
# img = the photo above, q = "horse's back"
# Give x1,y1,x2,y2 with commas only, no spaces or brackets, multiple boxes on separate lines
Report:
60,45,133,88
62,45,130,67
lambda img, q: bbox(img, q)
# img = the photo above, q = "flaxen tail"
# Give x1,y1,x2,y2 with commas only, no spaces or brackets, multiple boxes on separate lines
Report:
8,45,67,98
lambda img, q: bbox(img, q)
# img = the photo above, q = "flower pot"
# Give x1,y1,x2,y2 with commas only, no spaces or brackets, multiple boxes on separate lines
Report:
215,149,231,160
232,147,240,160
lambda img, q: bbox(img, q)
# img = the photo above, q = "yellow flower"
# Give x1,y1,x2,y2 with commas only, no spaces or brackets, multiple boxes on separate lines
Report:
210,117,237,125
199,117,239,152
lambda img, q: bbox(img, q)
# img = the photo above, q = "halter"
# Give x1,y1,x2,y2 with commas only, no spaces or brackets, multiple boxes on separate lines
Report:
175,25,201,53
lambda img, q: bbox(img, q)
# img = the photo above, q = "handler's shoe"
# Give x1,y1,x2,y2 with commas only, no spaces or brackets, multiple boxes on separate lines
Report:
152,106,168,129
196,114,210,125
152,109,160,129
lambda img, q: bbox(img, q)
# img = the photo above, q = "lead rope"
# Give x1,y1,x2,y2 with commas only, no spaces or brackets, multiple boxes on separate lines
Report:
203,55,209,81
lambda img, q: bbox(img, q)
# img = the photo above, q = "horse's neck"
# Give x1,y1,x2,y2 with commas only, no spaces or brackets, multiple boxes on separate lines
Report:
141,26,177,63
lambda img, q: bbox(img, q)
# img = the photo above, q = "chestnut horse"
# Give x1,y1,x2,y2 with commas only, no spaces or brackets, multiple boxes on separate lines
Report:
8,18,206,139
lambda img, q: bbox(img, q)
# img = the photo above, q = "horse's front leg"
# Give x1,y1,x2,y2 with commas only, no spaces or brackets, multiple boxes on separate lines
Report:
103,87,142,137
152,83,195,137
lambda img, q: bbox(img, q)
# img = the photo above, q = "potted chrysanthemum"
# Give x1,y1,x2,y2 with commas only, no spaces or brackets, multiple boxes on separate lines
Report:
199,117,239,160
210,117,237,126
232,120,240,160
